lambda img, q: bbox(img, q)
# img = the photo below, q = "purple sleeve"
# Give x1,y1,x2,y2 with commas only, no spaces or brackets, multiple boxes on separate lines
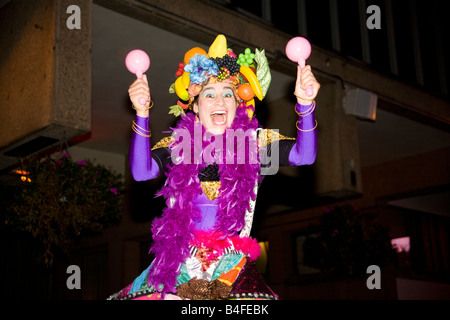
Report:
288,102,318,166
129,116,160,181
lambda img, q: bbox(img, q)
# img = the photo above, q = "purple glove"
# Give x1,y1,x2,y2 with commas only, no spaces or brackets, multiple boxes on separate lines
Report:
288,102,318,166
129,116,160,181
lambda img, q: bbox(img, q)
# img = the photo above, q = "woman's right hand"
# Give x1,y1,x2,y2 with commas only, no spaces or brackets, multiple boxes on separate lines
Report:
128,74,151,118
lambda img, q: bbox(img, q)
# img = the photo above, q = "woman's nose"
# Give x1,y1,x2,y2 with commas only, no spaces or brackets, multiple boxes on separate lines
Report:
214,96,225,106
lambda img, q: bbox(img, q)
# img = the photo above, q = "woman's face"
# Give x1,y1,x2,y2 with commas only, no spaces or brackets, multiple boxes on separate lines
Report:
193,82,238,135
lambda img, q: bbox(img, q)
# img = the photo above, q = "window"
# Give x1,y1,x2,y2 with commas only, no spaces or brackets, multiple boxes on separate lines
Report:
391,236,411,272
367,0,391,74
391,0,416,84
270,0,298,35
295,232,322,275
305,0,333,50
218,0,449,97
416,1,444,93
230,0,263,18
337,0,363,60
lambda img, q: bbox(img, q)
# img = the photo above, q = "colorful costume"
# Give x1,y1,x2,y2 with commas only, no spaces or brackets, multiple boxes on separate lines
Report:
108,35,317,300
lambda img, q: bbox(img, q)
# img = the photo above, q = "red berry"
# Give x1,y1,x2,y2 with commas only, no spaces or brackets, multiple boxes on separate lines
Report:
179,62,185,68
175,70,183,77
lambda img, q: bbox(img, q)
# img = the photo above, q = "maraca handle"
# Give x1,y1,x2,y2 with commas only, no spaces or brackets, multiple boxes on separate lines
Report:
134,72,147,105
299,58,306,69
298,59,313,97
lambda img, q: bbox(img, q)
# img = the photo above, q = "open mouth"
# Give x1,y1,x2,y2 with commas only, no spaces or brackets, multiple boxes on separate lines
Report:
210,110,227,125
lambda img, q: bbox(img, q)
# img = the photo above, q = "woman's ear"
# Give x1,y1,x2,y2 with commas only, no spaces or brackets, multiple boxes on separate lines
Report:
193,102,198,114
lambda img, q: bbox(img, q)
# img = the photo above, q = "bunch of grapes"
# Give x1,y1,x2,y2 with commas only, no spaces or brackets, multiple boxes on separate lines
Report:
213,55,240,76
237,48,255,66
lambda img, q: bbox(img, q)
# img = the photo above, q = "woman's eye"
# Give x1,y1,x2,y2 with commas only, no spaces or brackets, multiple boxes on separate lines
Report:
203,92,215,98
223,92,233,98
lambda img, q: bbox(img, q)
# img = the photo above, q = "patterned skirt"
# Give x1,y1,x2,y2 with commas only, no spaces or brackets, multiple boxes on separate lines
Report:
108,231,278,300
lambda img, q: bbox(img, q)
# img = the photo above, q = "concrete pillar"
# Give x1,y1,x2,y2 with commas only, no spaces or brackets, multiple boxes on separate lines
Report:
0,0,92,170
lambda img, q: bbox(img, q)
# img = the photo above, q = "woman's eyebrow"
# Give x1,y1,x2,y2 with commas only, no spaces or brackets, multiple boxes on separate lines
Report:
202,85,234,91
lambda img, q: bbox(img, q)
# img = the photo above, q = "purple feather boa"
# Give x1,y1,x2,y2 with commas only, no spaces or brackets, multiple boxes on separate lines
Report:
147,106,261,295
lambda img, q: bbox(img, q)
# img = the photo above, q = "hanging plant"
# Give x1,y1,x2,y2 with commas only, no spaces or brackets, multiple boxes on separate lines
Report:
301,205,394,278
2,152,124,267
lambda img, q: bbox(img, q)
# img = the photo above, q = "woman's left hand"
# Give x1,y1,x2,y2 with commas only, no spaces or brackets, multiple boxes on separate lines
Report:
294,65,320,105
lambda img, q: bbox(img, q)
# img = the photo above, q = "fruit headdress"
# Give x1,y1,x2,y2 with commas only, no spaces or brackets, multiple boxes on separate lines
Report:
169,34,271,119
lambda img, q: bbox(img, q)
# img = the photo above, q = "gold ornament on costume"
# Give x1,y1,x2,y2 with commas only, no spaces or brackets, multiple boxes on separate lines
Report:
201,181,221,201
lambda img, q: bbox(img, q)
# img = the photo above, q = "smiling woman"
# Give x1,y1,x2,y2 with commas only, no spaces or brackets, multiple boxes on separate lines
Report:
109,34,320,300
193,83,238,135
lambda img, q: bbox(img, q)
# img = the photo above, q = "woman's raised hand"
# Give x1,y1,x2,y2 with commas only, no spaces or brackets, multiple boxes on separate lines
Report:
294,65,320,105
128,74,151,117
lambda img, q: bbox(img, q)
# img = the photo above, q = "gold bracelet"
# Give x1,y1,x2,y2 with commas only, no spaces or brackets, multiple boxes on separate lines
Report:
132,100,154,111
132,122,151,137
294,91,315,102
132,127,151,138
296,120,318,132
132,120,150,133
295,101,316,117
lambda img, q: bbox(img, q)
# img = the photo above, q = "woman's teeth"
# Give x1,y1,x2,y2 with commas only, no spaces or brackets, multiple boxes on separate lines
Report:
210,111,227,125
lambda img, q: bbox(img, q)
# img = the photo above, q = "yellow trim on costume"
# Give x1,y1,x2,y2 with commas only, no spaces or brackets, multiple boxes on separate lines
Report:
218,279,233,286
201,181,221,201
151,136,175,150
257,129,295,149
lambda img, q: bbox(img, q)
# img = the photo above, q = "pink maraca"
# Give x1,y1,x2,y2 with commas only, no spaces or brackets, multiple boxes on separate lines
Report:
125,49,150,105
285,37,313,97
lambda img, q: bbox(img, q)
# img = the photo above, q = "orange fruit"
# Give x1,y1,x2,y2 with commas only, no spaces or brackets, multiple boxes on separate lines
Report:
237,84,255,101
184,47,208,65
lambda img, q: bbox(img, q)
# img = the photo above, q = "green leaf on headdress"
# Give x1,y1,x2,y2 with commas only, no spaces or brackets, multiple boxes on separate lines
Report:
255,49,271,99
169,83,175,94
238,74,246,85
168,105,185,117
